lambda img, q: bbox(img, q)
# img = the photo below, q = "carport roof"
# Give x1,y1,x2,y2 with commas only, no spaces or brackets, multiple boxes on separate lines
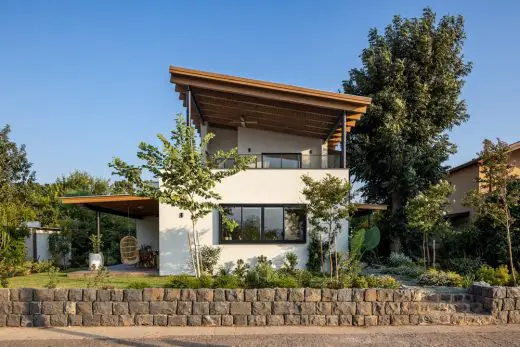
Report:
60,195,158,219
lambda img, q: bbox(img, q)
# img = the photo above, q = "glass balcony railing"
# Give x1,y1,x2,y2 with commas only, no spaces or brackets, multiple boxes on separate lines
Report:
209,153,343,169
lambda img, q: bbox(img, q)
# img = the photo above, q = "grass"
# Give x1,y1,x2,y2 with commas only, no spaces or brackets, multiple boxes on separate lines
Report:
7,272,171,289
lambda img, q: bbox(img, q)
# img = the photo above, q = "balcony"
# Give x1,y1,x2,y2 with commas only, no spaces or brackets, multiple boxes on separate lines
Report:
211,153,342,169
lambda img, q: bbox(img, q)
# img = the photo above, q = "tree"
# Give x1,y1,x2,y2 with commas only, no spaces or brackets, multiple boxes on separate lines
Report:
109,114,251,277
464,139,520,285
343,8,472,252
406,180,454,268
301,173,355,280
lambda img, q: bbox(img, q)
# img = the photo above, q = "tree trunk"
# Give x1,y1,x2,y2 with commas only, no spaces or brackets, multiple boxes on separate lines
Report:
423,232,427,269
334,235,339,280
319,234,324,274
432,239,436,268
426,234,431,268
192,220,201,278
506,220,517,285
328,230,333,280
390,191,403,253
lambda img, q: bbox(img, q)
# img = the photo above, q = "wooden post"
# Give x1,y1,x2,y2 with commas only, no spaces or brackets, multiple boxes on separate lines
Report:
341,111,347,169
186,87,192,126
96,211,101,253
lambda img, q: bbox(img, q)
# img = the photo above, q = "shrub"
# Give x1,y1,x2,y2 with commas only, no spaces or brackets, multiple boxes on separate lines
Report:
352,276,368,288
213,274,240,289
366,275,400,289
32,260,55,274
445,257,482,275
244,262,277,288
308,276,329,288
166,274,201,289
199,274,214,288
384,264,425,278
296,270,313,287
232,259,249,282
200,246,221,275
388,252,414,267
417,269,463,287
475,265,511,286
85,266,111,288
280,252,298,275
44,266,59,289
256,255,272,266
273,274,298,288
126,281,151,289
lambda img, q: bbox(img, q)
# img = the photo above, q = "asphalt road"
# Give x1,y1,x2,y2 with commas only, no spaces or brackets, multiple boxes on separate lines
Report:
2,325,520,347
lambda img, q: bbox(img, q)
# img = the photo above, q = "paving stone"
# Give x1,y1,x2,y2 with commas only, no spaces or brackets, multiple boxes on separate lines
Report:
12,302,30,314
135,314,154,326
68,288,82,301
193,302,210,315
202,315,221,326
82,289,97,302
210,302,229,315
68,314,82,326
176,301,192,315
164,289,181,301
284,314,300,325
221,315,233,326
20,315,33,327
316,302,331,315
113,302,129,315
226,289,244,302
93,302,112,315
100,314,119,326
34,289,54,301
196,289,214,302
275,288,288,301
296,302,316,315
110,289,124,302
326,315,338,326
244,289,257,302
230,302,251,315
119,314,134,326
267,314,284,326
248,314,266,326
180,289,196,301
167,315,187,326
82,314,101,327
322,289,337,302
339,314,352,326
143,288,164,301
353,315,364,326
42,301,64,315
288,288,304,302
96,290,111,302
128,301,149,314
150,301,177,315
305,288,321,302
154,314,168,326
123,289,142,301
257,289,275,302
337,289,352,302
233,314,247,326
252,301,272,315
54,289,69,301
309,315,326,326
356,302,372,315
364,289,377,302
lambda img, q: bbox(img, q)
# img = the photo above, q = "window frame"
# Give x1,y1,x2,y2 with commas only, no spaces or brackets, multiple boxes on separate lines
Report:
219,204,307,244
261,153,302,169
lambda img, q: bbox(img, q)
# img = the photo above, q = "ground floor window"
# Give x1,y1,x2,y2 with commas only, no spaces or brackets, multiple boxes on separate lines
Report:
219,204,306,244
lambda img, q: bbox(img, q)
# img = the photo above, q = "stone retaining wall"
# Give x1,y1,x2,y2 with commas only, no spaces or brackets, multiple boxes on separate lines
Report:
0,287,514,327
472,284,520,324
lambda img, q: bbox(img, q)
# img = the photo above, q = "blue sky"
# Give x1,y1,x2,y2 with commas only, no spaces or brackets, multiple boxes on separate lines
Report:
1,1,519,183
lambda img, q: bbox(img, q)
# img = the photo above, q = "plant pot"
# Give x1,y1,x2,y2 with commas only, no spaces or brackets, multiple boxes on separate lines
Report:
89,253,104,270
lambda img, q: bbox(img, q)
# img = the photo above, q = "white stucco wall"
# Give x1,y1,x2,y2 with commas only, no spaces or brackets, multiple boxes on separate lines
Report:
159,169,349,275
136,216,159,250
206,126,238,155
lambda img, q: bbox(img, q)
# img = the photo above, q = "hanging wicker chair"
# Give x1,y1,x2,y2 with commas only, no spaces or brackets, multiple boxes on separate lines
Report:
120,235,139,265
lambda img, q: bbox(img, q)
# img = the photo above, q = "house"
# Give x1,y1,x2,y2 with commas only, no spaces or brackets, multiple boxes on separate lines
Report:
447,140,520,221
62,66,375,275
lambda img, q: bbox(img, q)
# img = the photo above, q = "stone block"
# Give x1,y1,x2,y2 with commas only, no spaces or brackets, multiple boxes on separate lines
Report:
135,314,154,326
221,315,233,326
353,315,364,326
248,315,266,326
230,302,251,315
65,302,76,315
252,301,272,315
509,311,520,324
373,302,385,315
296,302,316,315
143,288,164,302
164,289,181,301
305,288,321,302
364,289,377,302
213,289,226,301
196,289,213,302
257,288,275,302
424,293,440,302
68,288,83,301
391,314,410,325
0,289,9,302
82,289,97,302
34,289,54,301
18,288,35,302
288,288,304,301
82,314,101,327
96,289,111,302
267,314,284,326
93,302,112,315
517,298,520,310
316,302,331,315
110,289,124,302
284,314,300,325
378,315,391,325
300,315,310,326
129,301,149,314
503,298,516,311
154,314,168,326
202,315,221,326
30,302,41,315
365,315,378,326
20,315,33,327
352,289,365,302
393,290,412,302
68,314,82,326
322,289,337,302
233,314,247,326
411,289,425,302
244,289,257,302
168,315,187,326
210,301,229,315
385,302,401,315
150,301,176,315
339,315,352,326
495,311,509,324
33,314,50,327
453,294,465,302
180,289,196,301
113,302,129,315
226,289,244,302
309,315,326,326
123,289,142,302
273,302,295,315
275,288,288,301
54,289,69,301
326,315,338,326
401,302,427,315
12,302,30,315
333,302,356,315
440,294,452,302
187,315,202,326
377,289,394,302
337,289,352,302
193,302,210,315
0,315,5,327
492,287,507,299
50,314,67,327
0,302,11,314
356,302,372,315
176,301,192,315
507,287,520,298
42,301,64,315
100,314,119,326
119,315,134,327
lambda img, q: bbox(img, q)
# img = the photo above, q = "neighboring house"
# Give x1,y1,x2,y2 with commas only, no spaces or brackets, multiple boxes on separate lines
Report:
62,66,376,275
24,222,70,265
447,141,520,221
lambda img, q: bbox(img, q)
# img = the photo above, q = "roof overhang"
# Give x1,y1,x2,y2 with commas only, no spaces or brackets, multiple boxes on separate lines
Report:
353,203,388,217
449,140,520,175
169,66,371,149
60,195,158,219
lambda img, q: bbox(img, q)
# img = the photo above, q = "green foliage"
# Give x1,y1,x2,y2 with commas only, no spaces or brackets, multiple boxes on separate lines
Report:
417,269,463,287
305,231,322,273
48,231,71,267
85,266,111,288
281,252,298,275
89,234,103,254
199,246,221,275
475,265,512,286
232,259,249,282
366,275,400,289
244,262,277,288
388,252,414,267
384,264,425,279
126,281,151,289
273,274,299,288
364,226,381,251
445,257,482,275
199,274,214,288
166,274,201,289
352,276,368,288
213,274,240,289
296,270,313,287
344,8,472,252
44,266,59,289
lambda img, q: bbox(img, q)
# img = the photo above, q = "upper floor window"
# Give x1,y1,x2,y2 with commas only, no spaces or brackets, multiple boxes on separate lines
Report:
219,204,306,244
262,153,301,169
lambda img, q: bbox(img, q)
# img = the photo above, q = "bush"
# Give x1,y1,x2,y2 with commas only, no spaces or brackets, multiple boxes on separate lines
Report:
445,257,482,275
166,274,201,289
273,274,298,288
213,274,240,289
232,259,249,282
280,252,298,275
44,266,59,289
296,270,313,287
200,246,221,275
352,276,368,288
32,260,55,274
199,274,214,288
244,262,277,288
388,252,414,267
366,275,400,289
417,269,463,287
384,264,425,278
475,265,511,286
126,281,152,289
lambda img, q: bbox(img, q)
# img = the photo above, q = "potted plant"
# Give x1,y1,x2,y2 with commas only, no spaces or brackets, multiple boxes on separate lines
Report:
88,234,103,270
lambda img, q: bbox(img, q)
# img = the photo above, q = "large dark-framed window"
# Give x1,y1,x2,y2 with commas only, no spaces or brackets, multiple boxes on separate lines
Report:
261,153,302,169
219,204,306,244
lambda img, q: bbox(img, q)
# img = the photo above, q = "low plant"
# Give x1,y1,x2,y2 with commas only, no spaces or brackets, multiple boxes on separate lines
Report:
232,259,249,282
213,274,240,289
44,266,59,289
352,275,368,288
32,260,55,274
462,274,476,288
199,274,214,288
166,274,201,289
445,257,482,275
296,270,313,287
365,275,400,289
244,262,277,288
475,264,511,286
200,246,221,275
89,234,103,254
417,268,463,287
280,252,298,275
126,281,151,289
384,264,425,278
273,274,298,288
388,252,414,267
85,266,111,288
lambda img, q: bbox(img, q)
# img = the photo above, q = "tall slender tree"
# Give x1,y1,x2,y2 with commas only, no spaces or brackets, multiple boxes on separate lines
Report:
343,8,472,251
